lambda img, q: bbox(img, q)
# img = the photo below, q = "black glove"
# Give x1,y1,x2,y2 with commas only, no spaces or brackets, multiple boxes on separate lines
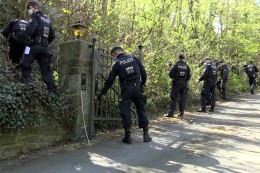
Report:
141,85,145,92
48,53,53,63
96,91,102,100
143,94,147,105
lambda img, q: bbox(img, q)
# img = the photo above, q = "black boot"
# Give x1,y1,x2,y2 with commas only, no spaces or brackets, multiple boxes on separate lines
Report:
177,112,184,119
122,128,132,144
250,85,255,94
222,88,227,100
197,108,206,113
209,106,214,112
164,113,173,117
143,127,152,142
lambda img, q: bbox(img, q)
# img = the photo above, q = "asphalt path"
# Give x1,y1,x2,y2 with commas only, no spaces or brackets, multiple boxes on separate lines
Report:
1,92,260,173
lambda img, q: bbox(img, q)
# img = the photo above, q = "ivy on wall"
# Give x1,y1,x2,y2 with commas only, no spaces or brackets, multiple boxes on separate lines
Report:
0,80,76,132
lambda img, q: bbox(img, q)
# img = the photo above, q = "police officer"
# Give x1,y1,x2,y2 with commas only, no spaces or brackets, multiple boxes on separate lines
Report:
245,61,259,94
17,1,57,94
1,19,28,65
216,60,229,99
198,56,217,112
97,46,151,144
164,54,191,118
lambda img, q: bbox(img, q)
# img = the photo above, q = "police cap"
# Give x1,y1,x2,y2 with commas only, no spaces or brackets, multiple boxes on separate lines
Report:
27,1,40,9
203,56,211,61
110,46,123,55
179,53,185,59
218,59,224,63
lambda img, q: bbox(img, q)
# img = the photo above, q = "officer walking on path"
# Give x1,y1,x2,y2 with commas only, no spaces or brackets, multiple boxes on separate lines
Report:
245,61,259,94
164,54,191,118
198,56,217,113
17,1,57,94
1,19,28,65
216,59,229,100
97,46,152,144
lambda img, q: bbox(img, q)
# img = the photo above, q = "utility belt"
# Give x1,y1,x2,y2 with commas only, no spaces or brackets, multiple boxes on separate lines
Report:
32,36,48,47
121,80,141,91
206,77,216,82
125,81,141,86
172,78,187,85
247,73,256,78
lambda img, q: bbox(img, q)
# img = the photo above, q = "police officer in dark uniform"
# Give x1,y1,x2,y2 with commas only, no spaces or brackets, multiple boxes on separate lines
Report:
97,46,151,144
198,57,217,112
17,1,57,94
164,54,191,118
1,19,28,65
245,61,259,94
216,60,229,99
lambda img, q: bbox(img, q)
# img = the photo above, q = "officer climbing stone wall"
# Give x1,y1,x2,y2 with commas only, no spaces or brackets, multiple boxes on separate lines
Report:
17,1,57,95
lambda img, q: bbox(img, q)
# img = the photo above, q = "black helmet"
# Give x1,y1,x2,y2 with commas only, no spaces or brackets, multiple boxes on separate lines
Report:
110,46,123,55
179,53,185,59
27,1,40,9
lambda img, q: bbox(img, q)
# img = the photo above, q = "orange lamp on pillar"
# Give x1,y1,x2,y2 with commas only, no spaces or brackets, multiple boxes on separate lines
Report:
70,19,87,40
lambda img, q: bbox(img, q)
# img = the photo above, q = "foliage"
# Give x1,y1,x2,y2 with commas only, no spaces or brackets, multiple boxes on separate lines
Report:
1,0,260,118
0,59,76,132
0,79,76,131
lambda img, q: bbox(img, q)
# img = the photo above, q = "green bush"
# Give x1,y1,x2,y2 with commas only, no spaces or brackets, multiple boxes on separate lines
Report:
0,80,76,132
227,72,248,93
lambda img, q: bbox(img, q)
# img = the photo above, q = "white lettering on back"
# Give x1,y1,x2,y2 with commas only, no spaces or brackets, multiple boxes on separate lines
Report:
120,57,134,65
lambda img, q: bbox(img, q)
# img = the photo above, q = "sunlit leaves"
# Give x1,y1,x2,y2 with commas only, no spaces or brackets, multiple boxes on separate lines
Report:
1,0,260,115
62,8,72,15
48,2,55,6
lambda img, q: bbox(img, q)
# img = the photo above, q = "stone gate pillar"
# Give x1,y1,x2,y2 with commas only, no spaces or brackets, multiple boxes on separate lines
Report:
58,40,94,139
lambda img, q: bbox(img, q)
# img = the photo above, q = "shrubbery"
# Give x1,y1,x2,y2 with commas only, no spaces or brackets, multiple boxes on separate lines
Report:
0,78,76,132
0,55,76,132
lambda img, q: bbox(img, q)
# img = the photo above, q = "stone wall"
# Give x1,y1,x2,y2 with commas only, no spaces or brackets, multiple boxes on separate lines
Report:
0,121,64,159
58,40,94,139
0,40,94,159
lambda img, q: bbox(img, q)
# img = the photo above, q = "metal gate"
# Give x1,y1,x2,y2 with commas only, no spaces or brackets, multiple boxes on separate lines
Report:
90,42,143,134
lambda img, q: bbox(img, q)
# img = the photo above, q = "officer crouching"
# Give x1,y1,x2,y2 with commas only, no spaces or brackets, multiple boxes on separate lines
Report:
197,56,217,112
97,46,152,144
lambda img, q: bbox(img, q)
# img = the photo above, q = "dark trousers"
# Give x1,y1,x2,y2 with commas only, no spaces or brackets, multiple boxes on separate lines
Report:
248,76,256,90
216,79,228,98
9,42,25,64
20,44,57,94
119,85,149,129
168,81,187,115
201,80,216,109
